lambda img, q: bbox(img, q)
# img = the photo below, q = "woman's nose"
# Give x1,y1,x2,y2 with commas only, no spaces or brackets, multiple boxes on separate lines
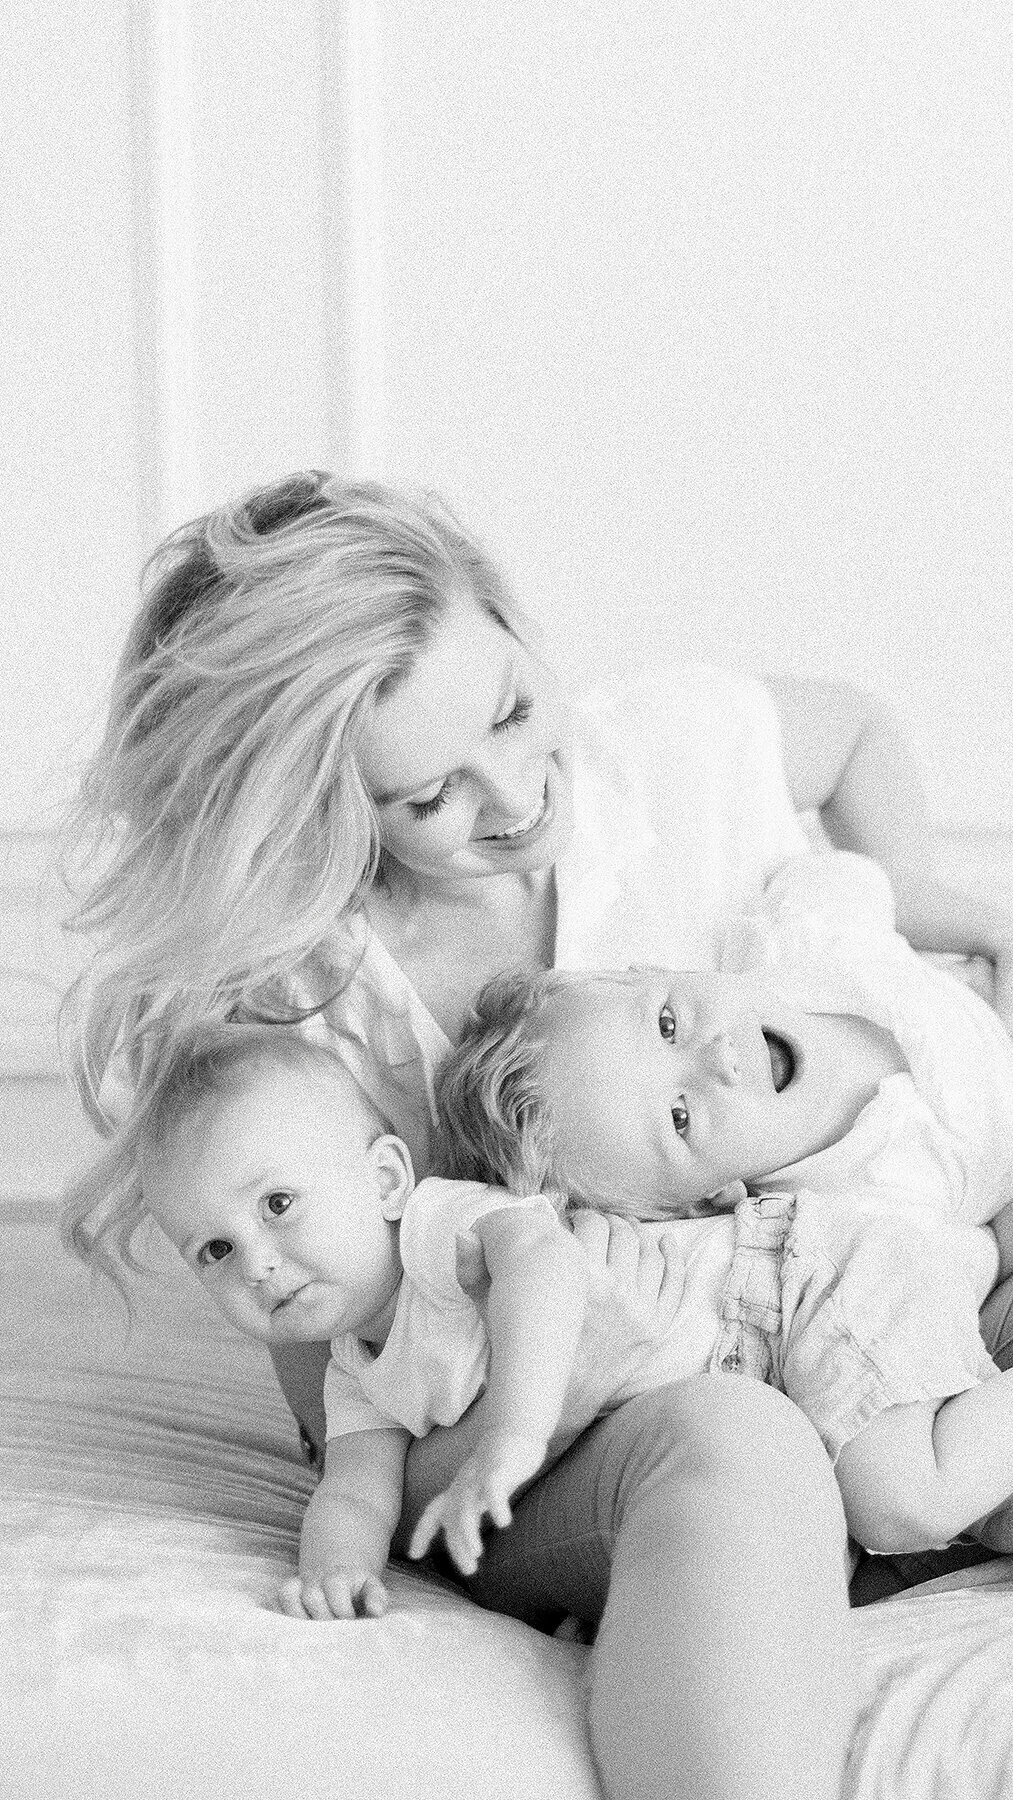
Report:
474,746,543,826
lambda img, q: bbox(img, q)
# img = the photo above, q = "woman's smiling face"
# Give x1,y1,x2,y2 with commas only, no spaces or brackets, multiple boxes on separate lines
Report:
358,594,574,886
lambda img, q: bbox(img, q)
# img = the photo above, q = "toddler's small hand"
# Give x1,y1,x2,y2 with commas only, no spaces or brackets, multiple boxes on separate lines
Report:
407,1429,547,1575
570,1209,686,1337
278,1565,389,1621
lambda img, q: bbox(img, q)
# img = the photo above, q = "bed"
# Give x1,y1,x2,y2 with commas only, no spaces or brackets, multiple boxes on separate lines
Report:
5,1180,1013,1800
6,827,1013,1797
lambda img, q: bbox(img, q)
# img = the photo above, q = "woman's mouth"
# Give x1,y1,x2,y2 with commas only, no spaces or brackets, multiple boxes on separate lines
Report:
762,1031,796,1093
481,777,550,842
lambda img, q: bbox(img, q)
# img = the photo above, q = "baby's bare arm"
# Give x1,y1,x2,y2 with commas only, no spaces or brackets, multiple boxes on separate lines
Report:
280,1425,410,1620
835,1375,1013,1555
408,1205,589,1572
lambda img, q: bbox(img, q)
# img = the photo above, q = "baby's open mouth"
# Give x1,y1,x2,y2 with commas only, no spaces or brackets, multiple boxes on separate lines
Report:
763,1031,796,1093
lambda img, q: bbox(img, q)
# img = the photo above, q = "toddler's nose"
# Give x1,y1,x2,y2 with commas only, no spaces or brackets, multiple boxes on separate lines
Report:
702,1031,740,1085
238,1241,279,1285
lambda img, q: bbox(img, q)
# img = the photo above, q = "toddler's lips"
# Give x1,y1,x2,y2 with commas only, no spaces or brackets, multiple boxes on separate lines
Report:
763,1030,796,1093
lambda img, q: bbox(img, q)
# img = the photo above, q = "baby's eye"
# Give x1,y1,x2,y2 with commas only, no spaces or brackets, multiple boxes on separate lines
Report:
671,1100,690,1138
659,1004,677,1041
197,1238,233,1268
265,1191,293,1217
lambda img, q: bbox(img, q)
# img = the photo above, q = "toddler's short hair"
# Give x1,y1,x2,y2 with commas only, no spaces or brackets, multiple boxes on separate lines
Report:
436,968,641,1218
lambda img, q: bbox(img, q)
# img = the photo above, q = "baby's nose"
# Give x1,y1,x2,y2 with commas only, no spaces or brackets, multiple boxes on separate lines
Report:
238,1241,279,1285
702,1031,740,1085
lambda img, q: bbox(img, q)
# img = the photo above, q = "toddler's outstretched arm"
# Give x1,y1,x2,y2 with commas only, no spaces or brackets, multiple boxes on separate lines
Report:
409,1205,589,1574
835,1372,1013,1556
279,1425,410,1621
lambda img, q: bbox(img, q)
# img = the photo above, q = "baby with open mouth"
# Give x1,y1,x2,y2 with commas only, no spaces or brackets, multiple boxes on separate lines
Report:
430,924,1013,1568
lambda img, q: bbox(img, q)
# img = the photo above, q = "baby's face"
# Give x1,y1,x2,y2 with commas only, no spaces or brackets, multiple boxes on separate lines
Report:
143,1063,409,1347
538,968,851,1215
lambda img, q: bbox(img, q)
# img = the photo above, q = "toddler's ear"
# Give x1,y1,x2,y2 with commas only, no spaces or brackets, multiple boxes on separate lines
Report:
370,1135,415,1221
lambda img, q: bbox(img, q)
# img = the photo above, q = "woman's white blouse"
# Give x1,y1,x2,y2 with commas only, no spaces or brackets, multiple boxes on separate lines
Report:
304,662,809,1151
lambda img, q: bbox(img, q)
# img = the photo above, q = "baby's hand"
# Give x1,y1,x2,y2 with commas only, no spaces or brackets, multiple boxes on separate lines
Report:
278,1564,389,1622
407,1429,547,1575
569,1210,686,1340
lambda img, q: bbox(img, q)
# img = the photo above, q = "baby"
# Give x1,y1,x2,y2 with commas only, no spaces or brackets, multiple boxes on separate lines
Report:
133,1025,609,1618
435,910,1013,1565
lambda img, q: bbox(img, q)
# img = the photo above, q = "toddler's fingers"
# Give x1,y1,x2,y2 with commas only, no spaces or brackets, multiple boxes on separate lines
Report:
360,1575,389,1618
486,1485,513,1531
305,1577,348,1620
603,1215,641,1279
277,1576,311,1620
445,1509,484,1576
408,1500,442,1561
656,1234,687,1311
569,1208,610,1264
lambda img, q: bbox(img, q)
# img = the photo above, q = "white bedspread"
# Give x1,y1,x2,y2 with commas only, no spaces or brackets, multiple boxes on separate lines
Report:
4,1202,1013,1800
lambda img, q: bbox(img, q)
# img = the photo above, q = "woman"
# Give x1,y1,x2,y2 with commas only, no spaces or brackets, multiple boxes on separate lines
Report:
65,472,1013,1800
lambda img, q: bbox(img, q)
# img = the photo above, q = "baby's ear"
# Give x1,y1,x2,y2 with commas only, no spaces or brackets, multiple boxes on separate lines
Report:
369,1135,415,1221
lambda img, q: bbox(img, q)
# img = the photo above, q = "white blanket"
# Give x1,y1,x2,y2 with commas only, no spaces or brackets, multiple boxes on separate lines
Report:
4,1203,1013,1800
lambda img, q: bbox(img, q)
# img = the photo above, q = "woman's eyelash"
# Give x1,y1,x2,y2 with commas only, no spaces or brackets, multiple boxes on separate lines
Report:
407,694,532,818
410,783,453,821
492,693,533,733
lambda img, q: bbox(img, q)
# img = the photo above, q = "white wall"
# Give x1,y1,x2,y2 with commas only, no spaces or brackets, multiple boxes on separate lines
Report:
377,2,1013,831
2,1,1011,837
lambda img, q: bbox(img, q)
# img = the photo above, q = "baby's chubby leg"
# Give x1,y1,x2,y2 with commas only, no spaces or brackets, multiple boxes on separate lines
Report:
466,1378,853,1800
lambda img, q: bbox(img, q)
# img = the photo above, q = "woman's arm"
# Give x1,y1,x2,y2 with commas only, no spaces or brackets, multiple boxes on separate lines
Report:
769,675,1013,1024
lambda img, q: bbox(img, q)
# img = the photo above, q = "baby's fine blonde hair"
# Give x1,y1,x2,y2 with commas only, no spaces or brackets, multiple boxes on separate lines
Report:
62,472,523,1137
436,967,652,1220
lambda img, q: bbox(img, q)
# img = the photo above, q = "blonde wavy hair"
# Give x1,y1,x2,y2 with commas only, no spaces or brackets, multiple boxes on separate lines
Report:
62,472,523,1140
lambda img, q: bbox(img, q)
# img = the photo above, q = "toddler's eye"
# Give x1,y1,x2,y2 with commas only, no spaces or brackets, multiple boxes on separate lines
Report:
659,1004,677,1041
671,1101,690,1138
265,1191,293,1217
197,1238,233,1268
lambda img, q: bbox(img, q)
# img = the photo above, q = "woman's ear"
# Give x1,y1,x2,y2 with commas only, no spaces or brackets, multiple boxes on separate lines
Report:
369,1135,415,1221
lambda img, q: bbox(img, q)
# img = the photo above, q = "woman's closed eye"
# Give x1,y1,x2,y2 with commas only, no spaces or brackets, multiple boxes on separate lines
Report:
491,691,533,734
409,777,454,821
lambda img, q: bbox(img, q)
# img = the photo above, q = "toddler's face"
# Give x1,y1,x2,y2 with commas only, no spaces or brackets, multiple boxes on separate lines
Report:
143,1064,409,1346
538,968,850,1215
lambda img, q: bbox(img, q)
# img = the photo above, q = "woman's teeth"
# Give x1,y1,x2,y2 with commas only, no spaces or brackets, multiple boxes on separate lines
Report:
489,784,548,840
